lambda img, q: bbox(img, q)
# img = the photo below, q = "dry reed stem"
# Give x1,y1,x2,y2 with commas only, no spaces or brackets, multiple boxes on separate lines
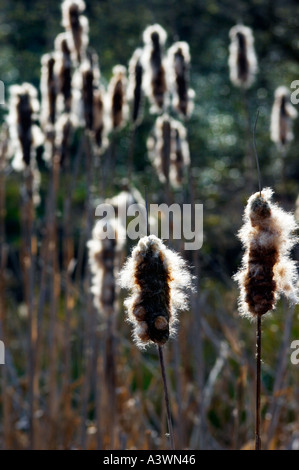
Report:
255,314,261,450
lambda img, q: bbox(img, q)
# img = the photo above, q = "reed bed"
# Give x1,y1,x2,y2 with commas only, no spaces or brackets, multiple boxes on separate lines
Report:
0,0,299,451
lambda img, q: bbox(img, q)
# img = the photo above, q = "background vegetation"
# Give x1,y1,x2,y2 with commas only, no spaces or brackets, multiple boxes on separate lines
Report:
0,0,298,450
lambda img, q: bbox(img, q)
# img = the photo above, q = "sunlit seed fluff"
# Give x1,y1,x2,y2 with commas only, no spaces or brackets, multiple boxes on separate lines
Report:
87,217,125,316
169,119,190,188
147,113,171,184
7,83,44,171
228,24,257,89
167,41,195,118
270,86,298,148
40,53,58,131
127,48,144,127
61,0,89,63
106,65,128,130
54,32,73,114
142,24,168,113
119,235,192,349
233,188,299,319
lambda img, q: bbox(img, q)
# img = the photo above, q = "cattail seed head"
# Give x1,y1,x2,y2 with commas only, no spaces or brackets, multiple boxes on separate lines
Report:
270,86,297,148
54,32,73,114
234,188,299,319
106,65,128,130
40,53,58,130
147,113,171,184
119,235,193,349
169,119,190,188
142,24,168,113
128,48,144,127
87,216,125,316
7,83,44,171
167,41,195,118
61,0,89,63
228,24,257,89
148,115,189,188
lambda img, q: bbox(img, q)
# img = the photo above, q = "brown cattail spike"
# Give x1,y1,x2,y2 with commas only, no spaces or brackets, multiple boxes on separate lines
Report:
7,83,44,172
147,113,171,184
228,25,257,89
107,65,128,130
167,41,195,118
120,235,192,349
270,86,298,148
128,48,144,126
234,188,299,318
61,0,89,63
41,53,58,128
142,24,168,113
55,32,73,114
87,215,126,316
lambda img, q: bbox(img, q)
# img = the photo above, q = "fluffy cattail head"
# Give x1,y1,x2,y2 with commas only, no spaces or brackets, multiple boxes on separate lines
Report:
148,114,190,187
147,113,171,184
7,83,44,171
270,86,298,148
40,53,58,130
119,235,192,349
107,65,128,130
54,32,73,114
61,0,89,63
142,24,168,113
169,119,190,188
228,25,257,89
167,41,195,118
87,216,125,316
234,188,298,318
128,48,144,126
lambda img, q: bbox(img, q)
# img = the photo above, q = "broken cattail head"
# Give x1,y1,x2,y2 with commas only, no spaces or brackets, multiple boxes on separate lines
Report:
142,24,168,113
228,24,257,89
119,235,193,349
234,188,298,319
270,86,298,148
167,41,195,118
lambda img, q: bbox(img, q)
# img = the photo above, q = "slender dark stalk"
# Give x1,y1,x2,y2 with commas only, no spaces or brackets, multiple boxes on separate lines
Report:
255,314,262,450
158,345,175,450
128,125,136,180
252,110,262,196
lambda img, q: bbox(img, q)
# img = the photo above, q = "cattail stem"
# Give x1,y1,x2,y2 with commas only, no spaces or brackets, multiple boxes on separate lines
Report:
158,345,175,450
128,125,136,180
255,314,262,450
